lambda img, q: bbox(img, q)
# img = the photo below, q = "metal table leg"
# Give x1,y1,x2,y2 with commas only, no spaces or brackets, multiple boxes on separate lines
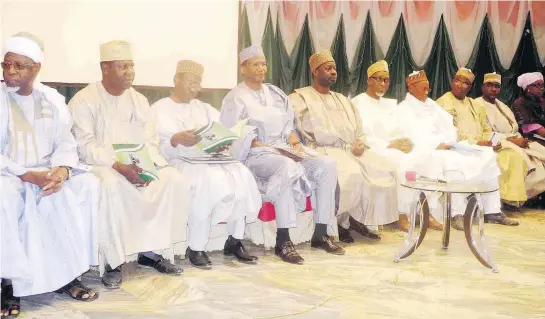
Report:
442,192,451,249
394,191,430,262
463,194,499,272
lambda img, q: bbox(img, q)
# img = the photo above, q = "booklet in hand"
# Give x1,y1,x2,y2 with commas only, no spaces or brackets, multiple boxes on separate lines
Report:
194,121,239,154
113,144,160,181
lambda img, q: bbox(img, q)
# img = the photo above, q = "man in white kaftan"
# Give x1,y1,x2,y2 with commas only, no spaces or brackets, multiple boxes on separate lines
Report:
475,72,545,203
152,60,261,267
0,34,99,313
290,51,397,243
221,45,344,265
69,41,187,288
393,70,504,231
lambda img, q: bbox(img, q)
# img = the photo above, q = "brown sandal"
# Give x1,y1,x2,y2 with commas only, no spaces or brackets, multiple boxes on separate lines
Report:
55,279,99,302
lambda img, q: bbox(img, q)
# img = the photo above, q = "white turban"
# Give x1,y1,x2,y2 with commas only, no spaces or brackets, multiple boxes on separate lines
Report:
239,45,265,64
3,36,43,63
517,72,544,90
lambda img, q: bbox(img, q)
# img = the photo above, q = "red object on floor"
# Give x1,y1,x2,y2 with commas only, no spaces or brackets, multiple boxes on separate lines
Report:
257,197,312,222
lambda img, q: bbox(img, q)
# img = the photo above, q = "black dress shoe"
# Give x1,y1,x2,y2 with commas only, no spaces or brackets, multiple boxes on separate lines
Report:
274,240,304,265
224,238,258,263
484,212,519,226
138,254,182,275
311,235,345,255
186,247,212,268
338,226,354,243
349,217,381,240
101,266,122,289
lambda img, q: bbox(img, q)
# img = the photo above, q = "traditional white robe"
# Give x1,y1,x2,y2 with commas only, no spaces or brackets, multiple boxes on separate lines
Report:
367,93,502,218
0,84,99,296
291,88,398,228
69,82,190,272
152,98,261,250
221,83,337,234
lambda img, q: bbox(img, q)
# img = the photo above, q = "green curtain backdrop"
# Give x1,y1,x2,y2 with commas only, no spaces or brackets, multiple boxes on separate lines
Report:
240,9,544,105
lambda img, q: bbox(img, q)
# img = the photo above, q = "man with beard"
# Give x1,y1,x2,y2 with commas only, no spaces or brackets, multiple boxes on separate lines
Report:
1,33,100,316
152,60,261,267
511,72,545,143
289,50,398,243
352,61,441,231
69,41,188,289
436,68,520,227
476,72,545,207
221,45,344,265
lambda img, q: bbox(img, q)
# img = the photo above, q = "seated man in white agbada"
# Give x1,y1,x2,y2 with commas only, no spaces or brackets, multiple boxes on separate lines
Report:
69,41,188,289
221,45,344,265
152,60,261,267
1,33,100,317
394,70,503,230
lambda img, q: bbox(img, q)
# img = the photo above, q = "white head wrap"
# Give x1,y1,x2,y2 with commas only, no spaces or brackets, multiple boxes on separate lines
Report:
239,45,265,64
517,72,544,90
3,36,43,63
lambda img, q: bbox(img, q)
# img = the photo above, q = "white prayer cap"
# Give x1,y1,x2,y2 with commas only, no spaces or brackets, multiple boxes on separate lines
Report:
517,72,544,90
239,45,265,64
3,33,44,63
100,40,133,62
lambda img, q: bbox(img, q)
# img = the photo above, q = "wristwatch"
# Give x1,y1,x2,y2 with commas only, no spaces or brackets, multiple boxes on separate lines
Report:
60,166,72,180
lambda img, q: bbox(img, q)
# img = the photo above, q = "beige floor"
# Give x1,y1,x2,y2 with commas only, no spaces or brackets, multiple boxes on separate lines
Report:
18,210,545,319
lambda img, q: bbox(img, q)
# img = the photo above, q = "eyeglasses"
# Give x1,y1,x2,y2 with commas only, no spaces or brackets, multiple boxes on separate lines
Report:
370,76,390,85
529,83,544,89
183,80,201,90
1,61,34,71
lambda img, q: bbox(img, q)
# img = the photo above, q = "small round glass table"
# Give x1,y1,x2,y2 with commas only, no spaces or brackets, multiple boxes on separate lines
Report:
393,180,499,273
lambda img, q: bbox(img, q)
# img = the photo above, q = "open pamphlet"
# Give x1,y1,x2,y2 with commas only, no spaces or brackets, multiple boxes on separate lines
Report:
178,154,238,164
489,132,505,146
113,144,160,181
194,121,239,154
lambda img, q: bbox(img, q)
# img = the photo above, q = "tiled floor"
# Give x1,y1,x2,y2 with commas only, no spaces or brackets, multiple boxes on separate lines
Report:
17,210,545,318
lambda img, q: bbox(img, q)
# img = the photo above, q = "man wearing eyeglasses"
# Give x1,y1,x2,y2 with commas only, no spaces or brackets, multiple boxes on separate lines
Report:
0,33,101,315
151,60,261,268
69,40,188,289
476,72,545,207
290,51,398,244
436,68,521,229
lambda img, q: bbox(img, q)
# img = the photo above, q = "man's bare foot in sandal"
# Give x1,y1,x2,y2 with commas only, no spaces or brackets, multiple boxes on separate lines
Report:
1,281,20,317
55,279,99,302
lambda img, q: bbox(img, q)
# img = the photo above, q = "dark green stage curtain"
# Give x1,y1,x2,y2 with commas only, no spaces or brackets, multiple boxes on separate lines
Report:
423,15,458,100
349,11,384,98
330,14,350,95
384,15,418,102
275,14,294,93
237,5,252,83
289,14,314,94
262,7,278,84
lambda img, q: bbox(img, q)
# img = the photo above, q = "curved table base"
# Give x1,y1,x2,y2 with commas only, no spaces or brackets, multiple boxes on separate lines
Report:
394,192,430,262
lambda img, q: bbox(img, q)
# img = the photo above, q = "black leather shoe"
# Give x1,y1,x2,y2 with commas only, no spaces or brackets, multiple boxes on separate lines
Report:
138,254,182,275
274,240,304,265
349,217,381,240
338,226,354,243
101,266,122,289
224,239,258,263
186,247,212,268
451,215,464,231
311,235,345,255
485,212,519,226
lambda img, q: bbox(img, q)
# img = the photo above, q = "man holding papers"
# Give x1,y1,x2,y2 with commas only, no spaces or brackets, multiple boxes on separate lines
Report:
152,60,261,267
476,72,545,206
397,70,515,230
437,68,522,225
70,41,187,288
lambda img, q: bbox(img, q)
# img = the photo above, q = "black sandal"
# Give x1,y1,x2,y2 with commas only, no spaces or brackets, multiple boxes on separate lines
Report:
1,283,20,318
55,279,99,302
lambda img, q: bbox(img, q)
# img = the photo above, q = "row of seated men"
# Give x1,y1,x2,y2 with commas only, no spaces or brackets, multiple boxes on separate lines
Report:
1,31,543,316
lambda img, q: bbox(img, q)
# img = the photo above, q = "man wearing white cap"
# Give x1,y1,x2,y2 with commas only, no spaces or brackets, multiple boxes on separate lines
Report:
221,45,344,265
511,72,545,143
152,60,261,267
1,33,100,315
476,72,545,206
437,68,521,229
69,40,187,288
290,51,398,243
